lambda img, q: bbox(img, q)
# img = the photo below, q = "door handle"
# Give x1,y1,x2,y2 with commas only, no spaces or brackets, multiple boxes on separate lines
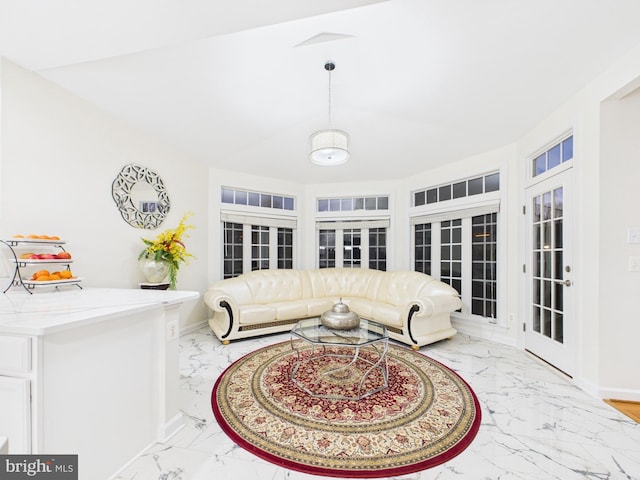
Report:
563,279,572,287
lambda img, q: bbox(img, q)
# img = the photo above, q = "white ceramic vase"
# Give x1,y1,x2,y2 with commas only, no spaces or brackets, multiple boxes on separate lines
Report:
140,258,170,283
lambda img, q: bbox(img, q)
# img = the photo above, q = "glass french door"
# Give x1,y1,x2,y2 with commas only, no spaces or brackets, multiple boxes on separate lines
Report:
525,168,575,376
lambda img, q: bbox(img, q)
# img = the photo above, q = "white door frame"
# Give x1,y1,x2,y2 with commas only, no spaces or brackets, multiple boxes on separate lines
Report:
523,166,576,376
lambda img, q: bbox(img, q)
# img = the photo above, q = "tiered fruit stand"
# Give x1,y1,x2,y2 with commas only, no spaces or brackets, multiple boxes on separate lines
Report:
1,237,81,293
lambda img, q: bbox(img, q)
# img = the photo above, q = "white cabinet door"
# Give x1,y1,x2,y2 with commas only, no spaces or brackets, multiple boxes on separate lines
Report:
0,376,30,453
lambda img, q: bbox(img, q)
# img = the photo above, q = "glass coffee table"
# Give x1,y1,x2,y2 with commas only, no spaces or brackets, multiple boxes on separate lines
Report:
290,317,389,400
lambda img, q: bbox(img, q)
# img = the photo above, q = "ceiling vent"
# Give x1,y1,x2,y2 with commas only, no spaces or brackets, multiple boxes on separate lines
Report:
295,32,355,47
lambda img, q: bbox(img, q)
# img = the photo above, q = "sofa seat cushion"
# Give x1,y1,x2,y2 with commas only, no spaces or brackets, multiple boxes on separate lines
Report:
237,304,277,325
370,302,403,328
274,301,309,321
346,298,374,318
347,298,403,328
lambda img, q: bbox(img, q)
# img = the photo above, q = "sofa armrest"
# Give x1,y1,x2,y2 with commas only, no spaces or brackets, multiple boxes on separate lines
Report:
405,295,461,347
408,295,461,317
204,288,233,311
204,288,239,340
424,295,462,315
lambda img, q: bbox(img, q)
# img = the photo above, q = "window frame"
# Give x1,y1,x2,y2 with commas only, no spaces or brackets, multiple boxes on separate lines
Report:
410,176,502,324
220,187,298,278
315,218,390,270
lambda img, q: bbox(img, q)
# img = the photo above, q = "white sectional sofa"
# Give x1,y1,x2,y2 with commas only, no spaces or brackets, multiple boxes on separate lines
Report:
204,268,461,349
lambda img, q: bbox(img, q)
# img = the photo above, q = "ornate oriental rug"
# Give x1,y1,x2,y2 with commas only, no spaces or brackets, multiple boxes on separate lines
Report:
211,341,481,478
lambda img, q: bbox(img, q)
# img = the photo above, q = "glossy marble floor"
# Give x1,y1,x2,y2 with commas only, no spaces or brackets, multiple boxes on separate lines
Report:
113,327,640,480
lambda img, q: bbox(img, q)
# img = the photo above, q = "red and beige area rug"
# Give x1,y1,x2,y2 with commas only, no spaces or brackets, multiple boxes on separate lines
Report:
211,341,481,478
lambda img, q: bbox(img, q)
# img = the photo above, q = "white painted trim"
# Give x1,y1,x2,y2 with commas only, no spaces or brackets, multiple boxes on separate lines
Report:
575,375,640,402
180,319,208,335
451,317,516,347
158,412,185,441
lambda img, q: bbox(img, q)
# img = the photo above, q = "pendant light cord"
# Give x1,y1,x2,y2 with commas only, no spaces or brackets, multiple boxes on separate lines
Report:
328,67,332,126
325,61,336,127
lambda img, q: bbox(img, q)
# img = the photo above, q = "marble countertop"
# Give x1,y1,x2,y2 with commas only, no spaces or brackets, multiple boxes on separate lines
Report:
0,287,199,336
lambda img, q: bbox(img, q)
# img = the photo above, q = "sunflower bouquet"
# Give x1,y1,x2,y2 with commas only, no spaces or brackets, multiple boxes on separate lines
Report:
139,212,195,289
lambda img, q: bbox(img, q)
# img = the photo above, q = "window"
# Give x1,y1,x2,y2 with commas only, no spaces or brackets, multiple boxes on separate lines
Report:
531,188,564,341
319,230,336,268
277,228,293,269
316,220,389,270
343,229,362,268
471,213,497,318
411,173,500,322
413,172,499,206
223,221,296,278
369,228,387,271
317,195,389,213
220,186,297,278
221,187,295,211
251,225,269,271
413,214,498,320
223,222,244,279
414,223,432,275
532,135,573,177
440,219,462,296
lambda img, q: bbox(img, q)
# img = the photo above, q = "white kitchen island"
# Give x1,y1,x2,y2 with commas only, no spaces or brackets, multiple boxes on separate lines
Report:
0,287,199,480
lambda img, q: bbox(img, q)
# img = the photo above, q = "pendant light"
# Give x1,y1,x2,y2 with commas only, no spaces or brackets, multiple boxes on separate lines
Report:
309,62,350,165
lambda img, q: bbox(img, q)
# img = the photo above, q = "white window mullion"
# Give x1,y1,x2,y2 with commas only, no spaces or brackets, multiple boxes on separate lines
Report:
336,229,345,267
242,224,252,274
461,218,473,317
269,226,278,269
361,228,370,269
431,222,442,278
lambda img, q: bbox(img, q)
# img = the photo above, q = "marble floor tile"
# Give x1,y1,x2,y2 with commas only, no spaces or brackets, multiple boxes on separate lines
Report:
112,327,640,480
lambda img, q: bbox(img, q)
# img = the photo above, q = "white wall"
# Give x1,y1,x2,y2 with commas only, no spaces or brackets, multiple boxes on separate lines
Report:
0,59,210,328
515,41,640,399
599,87,640,397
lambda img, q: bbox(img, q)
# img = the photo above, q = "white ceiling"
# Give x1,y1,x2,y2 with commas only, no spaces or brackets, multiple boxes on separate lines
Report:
2,0,640,184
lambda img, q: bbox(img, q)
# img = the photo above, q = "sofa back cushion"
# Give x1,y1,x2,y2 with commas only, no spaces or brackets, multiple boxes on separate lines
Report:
308,268,381,299
243,269,307,304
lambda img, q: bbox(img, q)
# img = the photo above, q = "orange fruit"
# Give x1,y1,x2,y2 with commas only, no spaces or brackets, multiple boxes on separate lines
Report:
33,270,50,279
49,274,61,280
36,275,51,281
58,271,72,279
27,234,39,239
13,234,24,238
49,236,60,240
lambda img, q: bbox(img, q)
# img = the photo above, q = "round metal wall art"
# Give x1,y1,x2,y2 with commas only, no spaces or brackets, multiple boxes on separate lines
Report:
111,164,171,229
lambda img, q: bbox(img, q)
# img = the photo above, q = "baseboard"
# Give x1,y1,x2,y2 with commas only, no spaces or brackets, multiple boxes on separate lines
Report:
574,375,640,402
160,412,185,441
451,316,516,347
108,413,186,479
180,319,208,335
596,386,640,403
